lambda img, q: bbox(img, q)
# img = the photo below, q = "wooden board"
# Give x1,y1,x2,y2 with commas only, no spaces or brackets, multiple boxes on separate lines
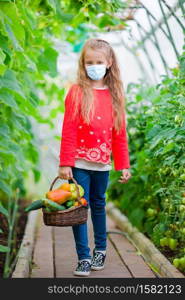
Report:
30,215,54,278
107,217,156,278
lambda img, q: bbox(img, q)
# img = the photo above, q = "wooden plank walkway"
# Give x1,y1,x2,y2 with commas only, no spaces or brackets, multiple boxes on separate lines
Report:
30,211,157,278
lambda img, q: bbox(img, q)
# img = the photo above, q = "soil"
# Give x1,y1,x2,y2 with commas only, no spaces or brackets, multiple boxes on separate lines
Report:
160,247,185,276
145,233,185,276
0,198,28,278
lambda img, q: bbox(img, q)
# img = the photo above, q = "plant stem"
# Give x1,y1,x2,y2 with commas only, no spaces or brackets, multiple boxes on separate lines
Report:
3,191,19,278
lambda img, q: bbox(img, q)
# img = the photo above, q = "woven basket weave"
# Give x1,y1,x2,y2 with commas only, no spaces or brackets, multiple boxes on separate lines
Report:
42,176,88,227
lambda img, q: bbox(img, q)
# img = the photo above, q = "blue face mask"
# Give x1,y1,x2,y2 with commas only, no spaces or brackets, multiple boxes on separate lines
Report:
85,64,107,81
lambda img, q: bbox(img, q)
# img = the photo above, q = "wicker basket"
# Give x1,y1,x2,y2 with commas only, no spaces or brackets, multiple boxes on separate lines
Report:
42,176,88,226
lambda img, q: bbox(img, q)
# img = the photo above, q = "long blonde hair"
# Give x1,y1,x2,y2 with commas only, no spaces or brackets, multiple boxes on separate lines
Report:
70,38,126,133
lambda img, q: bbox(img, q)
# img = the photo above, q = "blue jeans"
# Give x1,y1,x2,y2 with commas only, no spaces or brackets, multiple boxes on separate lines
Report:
69,167,110,261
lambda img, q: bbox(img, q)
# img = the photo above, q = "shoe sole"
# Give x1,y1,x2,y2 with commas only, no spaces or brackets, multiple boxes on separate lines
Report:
91,265,105,271
73,271,91,277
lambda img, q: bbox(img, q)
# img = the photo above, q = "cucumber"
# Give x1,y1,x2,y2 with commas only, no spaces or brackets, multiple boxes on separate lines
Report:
44,207,52,212
25,200,44,212
42,199,66,211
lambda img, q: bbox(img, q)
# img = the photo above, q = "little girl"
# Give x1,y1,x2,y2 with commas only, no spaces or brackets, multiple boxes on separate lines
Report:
58,38,131,277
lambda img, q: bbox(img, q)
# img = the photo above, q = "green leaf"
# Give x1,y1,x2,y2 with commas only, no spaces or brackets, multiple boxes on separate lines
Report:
54,135,61,140
179,126,185,132
0,202,9,218
162,142,176,154
129,208,145,229
149,136,162,150
4,22,23,51
1,111,31,139
0,124,10,138
0,70,26,98
38,47,58,77
0,88,18,109
0,32,9,51
1,3,25,50
0,149,16,163
32,168,41,183
21,6,37,30
46,0,57,12
0,49,6,64
25,143,39,164
0,139,25,165
147,125,162,139
0,245,10,253
98,14,119,28
71,11,86,27
55,1,73,23
0,228,3,233
0,64,7,76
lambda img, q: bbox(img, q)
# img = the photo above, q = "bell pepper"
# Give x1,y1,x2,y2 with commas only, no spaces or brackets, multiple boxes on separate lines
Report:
67,184,84,200
58,183,71,191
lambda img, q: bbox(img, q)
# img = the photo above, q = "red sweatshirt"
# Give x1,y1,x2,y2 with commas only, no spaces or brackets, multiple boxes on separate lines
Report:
59,84,130,171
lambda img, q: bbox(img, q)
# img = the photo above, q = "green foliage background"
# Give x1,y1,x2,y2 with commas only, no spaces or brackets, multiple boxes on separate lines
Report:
0,0,127,200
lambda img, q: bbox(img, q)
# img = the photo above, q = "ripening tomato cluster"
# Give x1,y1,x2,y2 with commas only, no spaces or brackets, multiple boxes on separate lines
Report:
143,191,185,273
158,192,185,273
173,257,185,271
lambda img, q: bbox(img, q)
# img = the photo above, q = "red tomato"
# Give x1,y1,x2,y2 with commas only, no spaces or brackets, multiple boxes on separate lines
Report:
80,198,88,206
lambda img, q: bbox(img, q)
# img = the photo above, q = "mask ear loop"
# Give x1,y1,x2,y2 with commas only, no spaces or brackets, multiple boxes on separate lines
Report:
105,67,110,76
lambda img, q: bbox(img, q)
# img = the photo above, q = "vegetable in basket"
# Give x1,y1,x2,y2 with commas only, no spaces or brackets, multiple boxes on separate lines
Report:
65,200,75,208
46,189,71,204
25,199,44,212
46,183,84,203
58,183,71,191
74,198,88,207
67,184,85,200
80,198,87,205
42,199,66,211
24,182,87,213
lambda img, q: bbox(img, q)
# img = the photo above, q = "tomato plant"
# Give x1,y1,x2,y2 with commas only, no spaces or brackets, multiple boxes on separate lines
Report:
107,45,185,272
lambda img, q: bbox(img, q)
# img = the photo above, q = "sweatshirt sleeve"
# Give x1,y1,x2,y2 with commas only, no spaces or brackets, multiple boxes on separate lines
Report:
112,113,131,171
59,85,80,167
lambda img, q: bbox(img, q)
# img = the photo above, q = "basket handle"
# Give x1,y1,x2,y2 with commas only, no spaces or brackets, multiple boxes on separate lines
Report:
49,176,82,205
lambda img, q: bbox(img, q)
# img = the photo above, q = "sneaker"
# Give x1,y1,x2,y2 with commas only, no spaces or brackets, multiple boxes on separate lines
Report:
91,249,106,271
73,259,91,277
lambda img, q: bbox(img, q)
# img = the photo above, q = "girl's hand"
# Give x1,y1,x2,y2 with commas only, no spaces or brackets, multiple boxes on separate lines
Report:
118,169,132,183
58,166,73,180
